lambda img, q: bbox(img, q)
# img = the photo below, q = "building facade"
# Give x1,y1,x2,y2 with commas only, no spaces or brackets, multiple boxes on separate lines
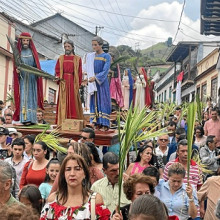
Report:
166,41,220,104
196,48,219,104
31,13,96,57
0,13,15,102
154,64,180,103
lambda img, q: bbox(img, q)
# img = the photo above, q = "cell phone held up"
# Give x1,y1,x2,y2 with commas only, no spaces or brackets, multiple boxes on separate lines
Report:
6,136,13,145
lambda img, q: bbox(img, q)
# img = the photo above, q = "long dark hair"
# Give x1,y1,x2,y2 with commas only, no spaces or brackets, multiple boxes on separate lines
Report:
85,142,101,164
58,154,91,205
23,134,36,145
19,185,42,215
44,158,60,183
134,145,153,164
34,141,50,160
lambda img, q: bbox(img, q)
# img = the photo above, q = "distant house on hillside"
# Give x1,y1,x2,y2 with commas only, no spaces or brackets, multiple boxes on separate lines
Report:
31,13,96,57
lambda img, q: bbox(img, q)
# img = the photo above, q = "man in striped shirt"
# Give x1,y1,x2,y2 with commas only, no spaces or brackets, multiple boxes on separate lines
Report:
163,139,203,219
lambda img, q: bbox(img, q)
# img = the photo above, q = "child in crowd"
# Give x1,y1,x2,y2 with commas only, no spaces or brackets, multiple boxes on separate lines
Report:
19,184,42,216
39,158,60,202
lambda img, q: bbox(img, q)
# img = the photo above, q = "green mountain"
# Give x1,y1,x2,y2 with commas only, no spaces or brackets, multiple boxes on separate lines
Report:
141,42,174,61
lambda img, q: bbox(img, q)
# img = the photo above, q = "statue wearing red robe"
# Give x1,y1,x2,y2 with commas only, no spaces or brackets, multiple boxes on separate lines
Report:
55,55,83,125
13,32,44,123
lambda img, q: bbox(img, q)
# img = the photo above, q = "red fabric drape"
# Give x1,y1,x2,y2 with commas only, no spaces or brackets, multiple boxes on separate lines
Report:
13,32,44,121
109,64,124,108
141,67,152,107
177,71,184,82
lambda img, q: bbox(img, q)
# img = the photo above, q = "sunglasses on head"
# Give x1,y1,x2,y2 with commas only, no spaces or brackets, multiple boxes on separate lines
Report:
80,136,88,140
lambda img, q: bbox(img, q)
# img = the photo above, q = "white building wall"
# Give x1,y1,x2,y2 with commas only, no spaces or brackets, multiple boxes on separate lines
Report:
155,64,180,103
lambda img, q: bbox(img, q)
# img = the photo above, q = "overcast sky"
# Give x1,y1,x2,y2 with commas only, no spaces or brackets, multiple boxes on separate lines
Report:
1,0,220,49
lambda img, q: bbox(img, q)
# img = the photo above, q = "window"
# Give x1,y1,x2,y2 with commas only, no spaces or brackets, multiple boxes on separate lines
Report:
173,92,176,103
48,88,56,104
164,90,167,102
201,84,207,102
196,86,201,99
211,77,218,104
169,86,172,99
191,92,195,102
161,93,163,102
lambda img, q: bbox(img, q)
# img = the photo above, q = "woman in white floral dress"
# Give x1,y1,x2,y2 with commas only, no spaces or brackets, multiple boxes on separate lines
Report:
40,154,110,220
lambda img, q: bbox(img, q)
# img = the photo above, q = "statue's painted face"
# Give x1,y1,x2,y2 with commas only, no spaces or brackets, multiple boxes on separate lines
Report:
64,43,73,55
92,40,102,53
21,39,30,49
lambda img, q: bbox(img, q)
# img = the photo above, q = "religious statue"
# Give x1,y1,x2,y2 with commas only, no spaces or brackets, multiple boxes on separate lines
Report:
55,39,83,125
122,68,134,110
134,68,146,112
13,32,44,124
88,36,111,131
109,54,124,111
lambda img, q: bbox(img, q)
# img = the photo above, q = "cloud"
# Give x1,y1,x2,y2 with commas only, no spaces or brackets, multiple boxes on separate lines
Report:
116,1,220,49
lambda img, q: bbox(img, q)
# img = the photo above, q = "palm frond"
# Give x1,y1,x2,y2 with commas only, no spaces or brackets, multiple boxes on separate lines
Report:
110,56,130,68
5,92,14,105
186,102,197,182
192,153,214,175
18,64,55,79
35,126,67,154
117,105,167,210
7,35,54,80
196,94,202,122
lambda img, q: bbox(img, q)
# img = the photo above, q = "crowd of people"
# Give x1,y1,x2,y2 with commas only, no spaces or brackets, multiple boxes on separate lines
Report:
1,98,220,220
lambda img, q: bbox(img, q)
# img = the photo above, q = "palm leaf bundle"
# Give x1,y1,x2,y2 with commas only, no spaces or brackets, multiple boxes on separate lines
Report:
17,64,55,80
192,153,214,178
35,126,67,154
6,92,15,105
117,105,166,210
18,124,51,129
195,94,205,123
186,102,197,182
110,55,130,68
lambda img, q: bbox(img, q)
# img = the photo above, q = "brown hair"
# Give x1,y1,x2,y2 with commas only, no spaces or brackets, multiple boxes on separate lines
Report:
168,162,186,178
129,194,168,220
57,154,91,205
68,142,92,167
19,184,42,215
123,173,155,200
0,203,39,220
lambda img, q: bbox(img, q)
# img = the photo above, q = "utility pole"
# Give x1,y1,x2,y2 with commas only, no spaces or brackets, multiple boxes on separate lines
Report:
95,26,104,36
135,42,140,52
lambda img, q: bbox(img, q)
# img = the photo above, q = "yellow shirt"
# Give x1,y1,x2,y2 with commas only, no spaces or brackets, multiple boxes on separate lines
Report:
91,177,131,213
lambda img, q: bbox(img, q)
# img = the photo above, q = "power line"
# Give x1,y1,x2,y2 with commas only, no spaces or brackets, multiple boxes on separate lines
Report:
161,0,186,60
114,0,131,31
179,30,202,41
173,0,186,43
107,0,133,46
6,0,93,51
59,0,179,23
103,0,132,46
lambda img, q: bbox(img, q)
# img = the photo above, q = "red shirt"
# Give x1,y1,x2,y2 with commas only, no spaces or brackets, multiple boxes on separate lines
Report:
20,161,46,189
163,158,203,190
